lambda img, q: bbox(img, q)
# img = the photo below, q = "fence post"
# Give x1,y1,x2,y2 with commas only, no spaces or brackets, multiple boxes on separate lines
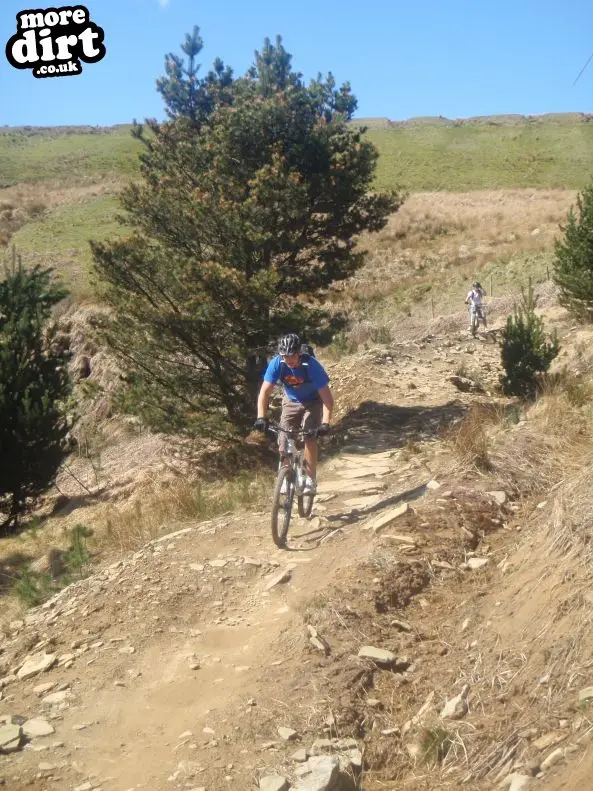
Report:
489,273,493,297
431,297,434,320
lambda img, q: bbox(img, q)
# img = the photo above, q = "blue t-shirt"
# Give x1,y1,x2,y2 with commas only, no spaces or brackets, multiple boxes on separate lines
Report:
264,355,330,403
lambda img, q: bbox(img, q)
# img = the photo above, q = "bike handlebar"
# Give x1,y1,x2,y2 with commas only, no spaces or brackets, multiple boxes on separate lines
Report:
266,423,320,439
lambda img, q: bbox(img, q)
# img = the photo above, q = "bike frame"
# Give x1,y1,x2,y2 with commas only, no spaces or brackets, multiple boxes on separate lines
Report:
270,424,317,494
266,423,319,547
469,304,486,333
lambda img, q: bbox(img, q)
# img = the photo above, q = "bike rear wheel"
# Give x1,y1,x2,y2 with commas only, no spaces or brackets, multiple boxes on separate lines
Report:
271,466,294,548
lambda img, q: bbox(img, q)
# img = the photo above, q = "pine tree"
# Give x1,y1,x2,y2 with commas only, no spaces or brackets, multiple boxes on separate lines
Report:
155,26,234,129
553,182,593,321
92,30,403,442
499,279,559,398
0,250,71,532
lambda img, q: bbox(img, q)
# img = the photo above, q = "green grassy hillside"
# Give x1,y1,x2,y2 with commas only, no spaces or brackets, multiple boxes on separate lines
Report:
1,115,591,299
11,196,127,298
2,117,593,191
366,123,593,191
0,126,139,186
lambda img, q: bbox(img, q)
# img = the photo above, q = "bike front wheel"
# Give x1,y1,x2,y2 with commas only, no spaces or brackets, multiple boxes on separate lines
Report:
295,452,314,518
271,466,294,548
297,473,314,518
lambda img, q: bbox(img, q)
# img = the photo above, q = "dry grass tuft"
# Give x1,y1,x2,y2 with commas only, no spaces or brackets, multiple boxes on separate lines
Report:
491,384,593,496
548,454,593,561
445,405,500,472
420,725,454,765
544,367,593,408
442,365,593,500
94,473,272,553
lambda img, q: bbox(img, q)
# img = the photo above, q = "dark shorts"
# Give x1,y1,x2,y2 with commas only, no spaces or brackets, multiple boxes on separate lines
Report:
279,397,322,453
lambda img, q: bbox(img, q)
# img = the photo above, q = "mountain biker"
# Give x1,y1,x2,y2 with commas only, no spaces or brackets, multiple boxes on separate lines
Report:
465,281,487,332
254,333,334,495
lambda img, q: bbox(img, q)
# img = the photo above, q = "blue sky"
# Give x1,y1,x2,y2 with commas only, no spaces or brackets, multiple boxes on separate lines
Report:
1,0,592,126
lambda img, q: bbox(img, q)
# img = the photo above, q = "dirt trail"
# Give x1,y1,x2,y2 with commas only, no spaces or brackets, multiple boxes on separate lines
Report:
2,311,492,790
6,312,576,791
2,431,445,790
76,507,388,790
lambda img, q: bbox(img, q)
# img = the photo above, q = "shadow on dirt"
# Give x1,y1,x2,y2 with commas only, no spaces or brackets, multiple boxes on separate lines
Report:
202,398,476,480
324,481,430,529
286,479,434,550
249,398,470,477
323,398,469,458
48,489,109,518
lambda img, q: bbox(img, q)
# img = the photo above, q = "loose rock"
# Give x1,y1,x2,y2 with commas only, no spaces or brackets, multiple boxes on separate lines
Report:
505,774,532,791
365,503,410,534
22,718,55,738
310,739,333,755
533,731,566,751
391,619,412,632
277,726,298,741
259,776,290,791
358,646,396,667
441,684,470,719
266,569,292,591
540,747,565,770
0,724,23,753
307,625,330,655
462,557,490,571
449,375,485,393
42,690,73,705
33,681,57,695
17,652,57,680
293,755,339,791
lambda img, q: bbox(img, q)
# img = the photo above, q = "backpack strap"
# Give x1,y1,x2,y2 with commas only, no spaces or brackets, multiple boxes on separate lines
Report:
300,354,311,384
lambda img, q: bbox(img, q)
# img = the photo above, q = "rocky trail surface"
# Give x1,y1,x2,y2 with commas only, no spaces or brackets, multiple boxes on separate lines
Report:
1,438,446,791
3,312,590,791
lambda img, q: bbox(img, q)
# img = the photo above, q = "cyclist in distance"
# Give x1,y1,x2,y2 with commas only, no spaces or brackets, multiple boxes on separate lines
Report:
254,333,333,494
465,281,487,333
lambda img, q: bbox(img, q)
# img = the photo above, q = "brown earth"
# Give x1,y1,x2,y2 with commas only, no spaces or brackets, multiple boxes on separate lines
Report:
3,291,593,791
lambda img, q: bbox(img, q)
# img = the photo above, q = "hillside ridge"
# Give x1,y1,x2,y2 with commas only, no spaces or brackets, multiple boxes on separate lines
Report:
354,111,593,128
2,111,592,136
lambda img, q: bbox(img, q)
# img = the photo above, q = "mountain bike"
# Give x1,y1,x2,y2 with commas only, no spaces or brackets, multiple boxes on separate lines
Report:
266,424,319,548
469,304,487,336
